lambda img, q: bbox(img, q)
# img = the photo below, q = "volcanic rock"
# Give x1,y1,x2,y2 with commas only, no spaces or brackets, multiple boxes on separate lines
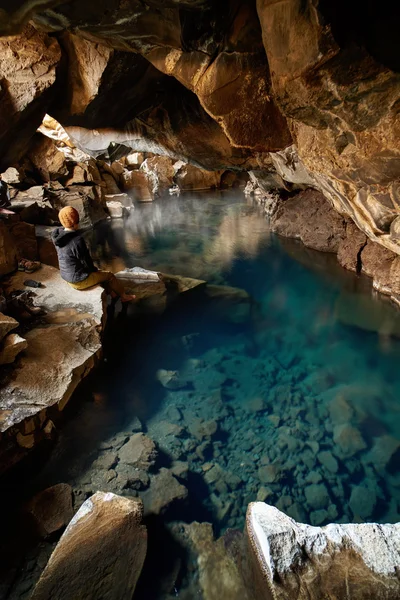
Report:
246,502,400,600
31,492,147,600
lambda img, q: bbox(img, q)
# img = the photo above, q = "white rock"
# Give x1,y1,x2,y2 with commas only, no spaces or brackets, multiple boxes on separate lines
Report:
246,502,400,599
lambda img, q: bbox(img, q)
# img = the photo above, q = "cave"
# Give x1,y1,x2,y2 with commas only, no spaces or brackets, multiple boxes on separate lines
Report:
0,1,399,599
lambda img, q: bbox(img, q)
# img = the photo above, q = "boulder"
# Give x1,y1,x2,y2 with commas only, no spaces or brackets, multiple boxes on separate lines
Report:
0,313,18,342
0,333,27,365
271,189,347,253
31,492,147,600
126,152,144,168
0,221,18,276
7,220,38,260
25,133,68,182
121,170,152,201
141,468,188,515
106,200,125,218
27,483,73,537
246,502,400,600
1,167,21,185
140,156,174,197
48,185,107,227
333,424,367,459
118,433,157,470
174,163,222,191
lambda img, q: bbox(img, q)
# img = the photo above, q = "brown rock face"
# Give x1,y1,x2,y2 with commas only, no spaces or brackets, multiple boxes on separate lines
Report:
246,502,400,600
0,24,61,170
31,492,147,600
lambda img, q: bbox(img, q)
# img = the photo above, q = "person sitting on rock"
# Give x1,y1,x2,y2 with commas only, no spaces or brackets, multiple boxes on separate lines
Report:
52,206,136,302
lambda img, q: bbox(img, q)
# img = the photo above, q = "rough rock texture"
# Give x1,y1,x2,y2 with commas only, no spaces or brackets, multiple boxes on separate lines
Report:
140,156,175,197
118,433,157,470
0,221,18,276
0,1,399,260
0,333,27,365
0,24,61,170
271,189,347,253
0,265,105,432
175,163,222,191
27,483,73,537
0,312,18,342
246,502,400,600
31,492,147,600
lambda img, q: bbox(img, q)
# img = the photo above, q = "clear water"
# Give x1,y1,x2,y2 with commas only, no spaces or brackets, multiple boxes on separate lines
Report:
4,191,400,597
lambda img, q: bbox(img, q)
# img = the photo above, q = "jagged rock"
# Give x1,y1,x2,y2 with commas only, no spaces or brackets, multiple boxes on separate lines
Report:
31,492,147,600
141,468,188,515
118,433,157,470
0,333,27,365
174,163,222,191
271,189,347,253
27,483,73,537
140,156,174,197
0,313,18,342
101,172,121,195
246,502,400,600
1,167,21,185
25,133,68,182
333,424,367,459
48,185,107,227
0,221,18,276
337,222,368,272
0,24,61,170
171,521,251,600
121,170,152,201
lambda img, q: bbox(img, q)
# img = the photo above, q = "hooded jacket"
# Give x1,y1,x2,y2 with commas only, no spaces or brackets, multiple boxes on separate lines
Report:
52,228,97,283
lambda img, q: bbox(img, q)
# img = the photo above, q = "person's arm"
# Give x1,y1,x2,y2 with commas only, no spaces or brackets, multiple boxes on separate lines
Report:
76,236,98,273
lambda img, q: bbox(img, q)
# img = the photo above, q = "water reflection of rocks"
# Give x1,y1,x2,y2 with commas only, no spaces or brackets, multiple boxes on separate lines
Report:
88,193,270,284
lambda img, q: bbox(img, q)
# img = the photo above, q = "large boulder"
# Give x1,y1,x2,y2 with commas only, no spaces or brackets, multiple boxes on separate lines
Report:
174,163,222,191
271,189,347,253
31,492,147,600
25,133,68,182
0,24,61,170
246,502,400,600
140,156,175,197
26,483,73,537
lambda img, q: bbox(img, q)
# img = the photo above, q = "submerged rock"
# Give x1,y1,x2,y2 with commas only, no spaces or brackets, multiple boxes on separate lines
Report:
246,502,400,600
27,483,73,537
141,467,188,515
31,492,147,600
118,433,157,470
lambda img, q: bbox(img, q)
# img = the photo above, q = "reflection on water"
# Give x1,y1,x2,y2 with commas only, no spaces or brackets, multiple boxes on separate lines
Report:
3,191,400,599
88,192,271,283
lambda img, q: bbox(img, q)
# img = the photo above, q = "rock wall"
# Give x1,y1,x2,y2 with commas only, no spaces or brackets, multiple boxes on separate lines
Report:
0,2,399,256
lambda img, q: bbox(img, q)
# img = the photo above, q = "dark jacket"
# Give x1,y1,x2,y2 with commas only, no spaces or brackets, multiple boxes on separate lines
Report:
52,228,97,283
0,180,10,208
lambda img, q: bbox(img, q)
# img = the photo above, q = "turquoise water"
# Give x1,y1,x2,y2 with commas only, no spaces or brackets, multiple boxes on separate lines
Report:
60,193,400,527
4,191,400,598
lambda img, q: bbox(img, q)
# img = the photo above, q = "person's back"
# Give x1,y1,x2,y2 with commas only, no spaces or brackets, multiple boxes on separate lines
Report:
52,206,135,302
52,227,96,284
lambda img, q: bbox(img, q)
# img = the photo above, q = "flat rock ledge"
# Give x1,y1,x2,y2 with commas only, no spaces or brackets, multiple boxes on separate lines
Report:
246,502,400,600
0,265,210,472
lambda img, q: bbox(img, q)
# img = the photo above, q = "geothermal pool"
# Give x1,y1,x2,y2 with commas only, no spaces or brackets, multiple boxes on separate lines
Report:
5,192,400,598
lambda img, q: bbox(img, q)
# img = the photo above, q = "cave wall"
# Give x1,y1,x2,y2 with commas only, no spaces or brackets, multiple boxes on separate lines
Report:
0,0,399,254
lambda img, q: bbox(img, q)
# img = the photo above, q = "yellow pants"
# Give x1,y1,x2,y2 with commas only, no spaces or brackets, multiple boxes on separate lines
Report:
68,270,126,297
